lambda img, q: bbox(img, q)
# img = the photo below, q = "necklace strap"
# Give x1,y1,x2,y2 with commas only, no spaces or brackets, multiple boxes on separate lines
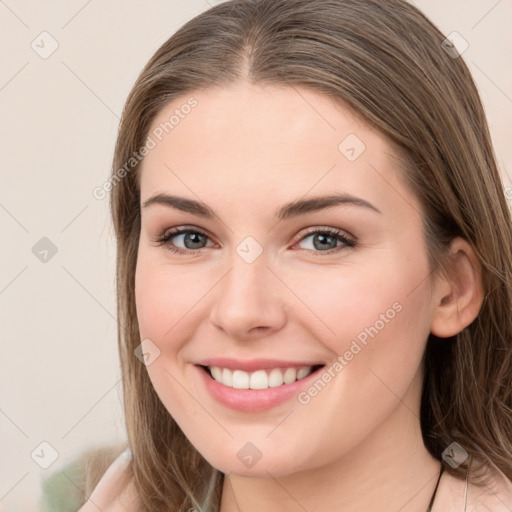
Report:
425,464,444,512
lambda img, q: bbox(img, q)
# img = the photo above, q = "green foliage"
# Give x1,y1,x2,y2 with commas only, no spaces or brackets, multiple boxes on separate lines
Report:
39,457,86,512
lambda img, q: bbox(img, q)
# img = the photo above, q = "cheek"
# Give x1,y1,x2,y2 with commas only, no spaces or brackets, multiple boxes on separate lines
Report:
312,256,432,418
283,264,432,466
134,250,207,343
280,255,430,356
290,247,432,412
134,252,205,419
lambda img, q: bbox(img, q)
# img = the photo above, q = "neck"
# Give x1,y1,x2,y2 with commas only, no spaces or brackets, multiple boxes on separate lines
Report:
219,372,442,512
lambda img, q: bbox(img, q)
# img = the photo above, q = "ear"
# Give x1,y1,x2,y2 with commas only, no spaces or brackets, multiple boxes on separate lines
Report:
430,237,484,338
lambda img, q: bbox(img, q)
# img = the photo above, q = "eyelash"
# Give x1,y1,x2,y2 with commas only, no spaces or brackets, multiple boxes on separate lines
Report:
151,225,356,256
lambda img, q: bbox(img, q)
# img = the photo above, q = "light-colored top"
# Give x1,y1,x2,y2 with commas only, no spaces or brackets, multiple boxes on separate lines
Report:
78,450,512,512
77,448,138,512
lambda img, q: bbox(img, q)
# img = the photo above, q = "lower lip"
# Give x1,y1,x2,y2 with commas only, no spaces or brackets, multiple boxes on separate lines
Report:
195,365,324,413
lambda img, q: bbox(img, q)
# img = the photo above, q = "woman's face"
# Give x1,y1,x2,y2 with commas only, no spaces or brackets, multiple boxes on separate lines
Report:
135,83,436,476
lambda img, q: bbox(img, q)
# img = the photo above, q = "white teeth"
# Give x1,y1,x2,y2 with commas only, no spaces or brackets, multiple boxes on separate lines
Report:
283,368,297,384
297,367,310,380
222,368,233,387
210,366,222,381
268,368,284,387
207,365,316,389
249,370,268,390
232,369,249,389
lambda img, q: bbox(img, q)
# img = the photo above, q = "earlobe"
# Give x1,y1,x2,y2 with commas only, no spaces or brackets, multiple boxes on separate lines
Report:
430,237,484,338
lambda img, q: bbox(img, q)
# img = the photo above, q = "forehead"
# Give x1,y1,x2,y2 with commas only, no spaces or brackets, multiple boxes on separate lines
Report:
139,83,416,217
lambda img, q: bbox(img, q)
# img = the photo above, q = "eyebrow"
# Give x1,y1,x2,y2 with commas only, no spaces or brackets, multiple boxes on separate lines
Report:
142,192,382,220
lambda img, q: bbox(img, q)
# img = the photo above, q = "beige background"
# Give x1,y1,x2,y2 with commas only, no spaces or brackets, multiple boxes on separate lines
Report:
0,1,510,510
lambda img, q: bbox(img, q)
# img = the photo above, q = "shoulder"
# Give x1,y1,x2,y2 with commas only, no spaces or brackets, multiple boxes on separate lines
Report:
436,463,512,512
77,447,139,512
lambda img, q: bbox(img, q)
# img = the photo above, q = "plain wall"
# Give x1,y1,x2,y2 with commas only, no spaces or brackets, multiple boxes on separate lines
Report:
1,1,510,510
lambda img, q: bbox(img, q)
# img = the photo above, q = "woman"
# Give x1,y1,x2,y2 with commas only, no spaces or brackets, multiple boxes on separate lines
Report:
78,0,512,510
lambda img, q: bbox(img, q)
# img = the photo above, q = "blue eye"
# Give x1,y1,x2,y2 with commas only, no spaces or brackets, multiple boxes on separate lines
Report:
294,227,355,254
152,226,356,256
153,228,213,255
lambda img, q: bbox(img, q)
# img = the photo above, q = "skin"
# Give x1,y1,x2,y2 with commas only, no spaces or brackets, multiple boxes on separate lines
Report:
132,82,484,512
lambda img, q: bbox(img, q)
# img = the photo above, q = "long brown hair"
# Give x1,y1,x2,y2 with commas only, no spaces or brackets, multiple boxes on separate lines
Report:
106,0,512,510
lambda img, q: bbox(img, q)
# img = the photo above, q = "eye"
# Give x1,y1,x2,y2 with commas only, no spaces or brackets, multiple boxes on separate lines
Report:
292,227,356,255
151,226,214,255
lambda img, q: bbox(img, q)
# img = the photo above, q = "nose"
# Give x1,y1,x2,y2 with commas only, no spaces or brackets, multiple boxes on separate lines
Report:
208,252,287,341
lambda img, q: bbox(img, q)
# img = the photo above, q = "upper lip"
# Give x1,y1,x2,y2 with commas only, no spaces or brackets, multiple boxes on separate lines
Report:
197,357,325,372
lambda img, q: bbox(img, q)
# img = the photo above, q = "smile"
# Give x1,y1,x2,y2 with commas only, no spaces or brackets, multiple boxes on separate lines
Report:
205,365,321,390
195,360,326,413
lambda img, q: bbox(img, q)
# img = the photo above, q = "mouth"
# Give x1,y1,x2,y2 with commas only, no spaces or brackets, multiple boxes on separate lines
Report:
199,364,325,390
194,357,328,412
